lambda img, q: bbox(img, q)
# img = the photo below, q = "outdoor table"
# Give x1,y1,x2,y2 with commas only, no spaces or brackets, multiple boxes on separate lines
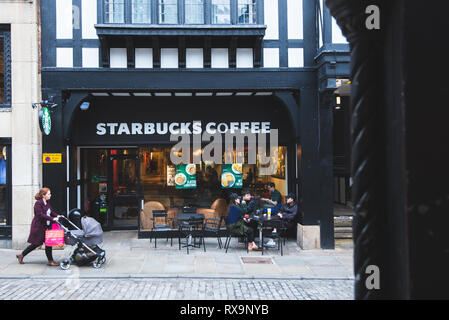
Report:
176,213,205,253
251,214,282,253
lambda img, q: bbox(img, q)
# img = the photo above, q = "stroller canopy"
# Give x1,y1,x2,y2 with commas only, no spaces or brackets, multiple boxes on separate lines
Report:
81,216,103,238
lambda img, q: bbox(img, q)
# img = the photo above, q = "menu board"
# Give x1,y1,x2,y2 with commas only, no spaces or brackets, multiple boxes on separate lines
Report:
167,165,176,186
175,164,197,189
221,164,243,189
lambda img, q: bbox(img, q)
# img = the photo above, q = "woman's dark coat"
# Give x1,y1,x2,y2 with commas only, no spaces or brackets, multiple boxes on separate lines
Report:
226,204,248,236
27,199,58,246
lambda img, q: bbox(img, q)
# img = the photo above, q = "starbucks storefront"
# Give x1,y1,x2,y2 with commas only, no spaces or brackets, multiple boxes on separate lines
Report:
68,95,298,234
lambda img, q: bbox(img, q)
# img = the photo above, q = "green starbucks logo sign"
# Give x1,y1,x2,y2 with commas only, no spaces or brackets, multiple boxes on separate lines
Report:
39,107,52,135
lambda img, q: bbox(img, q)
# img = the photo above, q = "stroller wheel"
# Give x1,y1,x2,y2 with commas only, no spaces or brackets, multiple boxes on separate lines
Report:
93,257,105,269
60,259,71,270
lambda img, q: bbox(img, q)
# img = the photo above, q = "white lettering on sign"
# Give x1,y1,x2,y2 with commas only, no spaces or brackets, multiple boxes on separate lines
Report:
95,121,272,136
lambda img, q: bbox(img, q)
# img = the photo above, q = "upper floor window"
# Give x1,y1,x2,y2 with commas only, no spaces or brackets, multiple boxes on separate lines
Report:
185,0,204,24
238,0,256,24
102,0,259,26
212,0,230,24
0,26,11,108
104,0,125,23
159,0,178,24
132,0,152,23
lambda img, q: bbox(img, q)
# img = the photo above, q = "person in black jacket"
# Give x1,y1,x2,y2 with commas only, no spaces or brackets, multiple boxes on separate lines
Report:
272,193,299,235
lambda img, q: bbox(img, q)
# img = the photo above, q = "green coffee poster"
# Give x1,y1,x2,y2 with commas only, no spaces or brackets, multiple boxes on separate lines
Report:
221,164,243,189
175,164,197,189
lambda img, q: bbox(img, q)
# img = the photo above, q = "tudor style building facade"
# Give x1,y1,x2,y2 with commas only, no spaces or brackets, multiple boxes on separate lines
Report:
17,0,351,249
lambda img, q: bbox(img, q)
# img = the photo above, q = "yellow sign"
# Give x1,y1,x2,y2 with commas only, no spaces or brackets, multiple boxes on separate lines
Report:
43,153,62,164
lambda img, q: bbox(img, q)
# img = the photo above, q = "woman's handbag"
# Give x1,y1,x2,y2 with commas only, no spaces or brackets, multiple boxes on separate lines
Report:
45,223,65,246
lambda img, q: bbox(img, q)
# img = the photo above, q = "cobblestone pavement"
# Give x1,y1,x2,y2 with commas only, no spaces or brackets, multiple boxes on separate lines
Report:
0,277,353,300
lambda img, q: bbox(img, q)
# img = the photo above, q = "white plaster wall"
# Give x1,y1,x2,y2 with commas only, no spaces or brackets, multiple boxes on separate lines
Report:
332,17,347,43
264,0,279,40
82,47,99,68
186,48,203,68
236,48,253,68
161,48,179,68
57,47,74,68
211,48,229,68
56,0,73,39
110,48,128,68
288,48,304,68
287,0,303,39
263,48,280,68
82,0,98,39
135,48,153,68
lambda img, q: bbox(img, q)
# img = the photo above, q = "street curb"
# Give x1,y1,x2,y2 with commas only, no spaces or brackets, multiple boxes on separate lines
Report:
0,274,355,281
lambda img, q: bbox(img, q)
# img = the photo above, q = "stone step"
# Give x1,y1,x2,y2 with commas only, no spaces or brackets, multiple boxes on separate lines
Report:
335,238,354,249
334,219,353,227
334,227,353,233
335,233,353,239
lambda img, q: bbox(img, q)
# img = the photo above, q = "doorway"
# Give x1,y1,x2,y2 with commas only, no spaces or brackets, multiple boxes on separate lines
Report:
81,148,142,230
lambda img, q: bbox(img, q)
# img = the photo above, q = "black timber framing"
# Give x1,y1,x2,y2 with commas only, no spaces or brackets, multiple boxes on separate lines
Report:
42,69,316,91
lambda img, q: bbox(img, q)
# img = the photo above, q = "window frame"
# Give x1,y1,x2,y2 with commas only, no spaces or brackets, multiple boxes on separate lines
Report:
0,139,11,239
184,0,205,24
131,0,153,24
237,0,257,24
101,0,259,26
158,0,179,24
0,26,11,109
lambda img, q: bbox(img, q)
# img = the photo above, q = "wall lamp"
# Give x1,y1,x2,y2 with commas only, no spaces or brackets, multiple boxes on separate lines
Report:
80,101,90,111
32,100,58,111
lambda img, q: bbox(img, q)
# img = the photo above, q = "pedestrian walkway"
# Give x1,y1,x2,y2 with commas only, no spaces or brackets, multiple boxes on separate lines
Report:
1,231,353,279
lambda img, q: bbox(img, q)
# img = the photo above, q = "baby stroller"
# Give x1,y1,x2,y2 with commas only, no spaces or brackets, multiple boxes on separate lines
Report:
56,212,106,270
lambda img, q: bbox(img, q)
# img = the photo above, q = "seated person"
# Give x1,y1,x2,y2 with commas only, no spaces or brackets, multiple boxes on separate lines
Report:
239,189,259,232
273,193,299,235
226,193,259,251
260,182,283,213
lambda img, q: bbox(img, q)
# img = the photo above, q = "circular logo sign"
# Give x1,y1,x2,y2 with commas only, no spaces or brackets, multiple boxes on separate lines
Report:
39,107,52,135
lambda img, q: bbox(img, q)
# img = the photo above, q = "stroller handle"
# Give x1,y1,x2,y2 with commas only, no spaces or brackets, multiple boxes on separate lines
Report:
56,215,82,231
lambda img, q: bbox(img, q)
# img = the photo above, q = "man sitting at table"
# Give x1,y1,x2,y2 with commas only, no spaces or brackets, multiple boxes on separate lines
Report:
272,193,299,236
239,189,257,216
260,182,282,213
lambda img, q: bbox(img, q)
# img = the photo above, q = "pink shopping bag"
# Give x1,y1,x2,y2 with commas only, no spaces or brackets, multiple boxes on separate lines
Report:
45,224,65,246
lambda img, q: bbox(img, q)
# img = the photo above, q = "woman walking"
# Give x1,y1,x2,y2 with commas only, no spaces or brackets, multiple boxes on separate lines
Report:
16,188,63,266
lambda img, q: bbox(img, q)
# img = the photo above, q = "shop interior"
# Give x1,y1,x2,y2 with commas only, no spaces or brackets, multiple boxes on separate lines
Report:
81,146,288,230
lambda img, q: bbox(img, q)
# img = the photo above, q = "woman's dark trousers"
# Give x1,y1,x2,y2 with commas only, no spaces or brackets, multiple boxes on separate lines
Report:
22,244,53,261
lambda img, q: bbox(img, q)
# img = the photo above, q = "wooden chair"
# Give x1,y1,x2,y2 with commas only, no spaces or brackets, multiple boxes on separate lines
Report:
210,198,230,218
140,201,165,230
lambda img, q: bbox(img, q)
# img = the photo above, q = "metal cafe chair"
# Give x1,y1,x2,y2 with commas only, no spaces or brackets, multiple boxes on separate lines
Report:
150,210,173,248
261,218,284,256
203,216,224,250
178,215,205,254
182,207,197,214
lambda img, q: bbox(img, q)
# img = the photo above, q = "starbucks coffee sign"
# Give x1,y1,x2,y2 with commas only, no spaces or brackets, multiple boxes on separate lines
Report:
39,107,52,135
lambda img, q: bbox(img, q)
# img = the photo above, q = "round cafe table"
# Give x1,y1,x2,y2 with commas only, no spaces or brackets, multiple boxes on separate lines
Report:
251,214,281,252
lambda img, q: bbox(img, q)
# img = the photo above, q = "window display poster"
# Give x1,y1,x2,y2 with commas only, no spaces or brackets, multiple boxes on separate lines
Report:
175,164,197,189
221,164,243,189
167,165,176,186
